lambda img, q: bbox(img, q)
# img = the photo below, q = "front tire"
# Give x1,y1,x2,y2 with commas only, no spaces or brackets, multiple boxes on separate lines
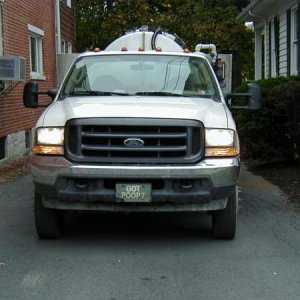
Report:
34,192,64,239
212,187,238,239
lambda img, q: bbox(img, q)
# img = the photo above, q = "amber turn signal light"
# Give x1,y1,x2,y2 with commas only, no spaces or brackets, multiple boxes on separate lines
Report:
205,147,239,157
33,145,64,155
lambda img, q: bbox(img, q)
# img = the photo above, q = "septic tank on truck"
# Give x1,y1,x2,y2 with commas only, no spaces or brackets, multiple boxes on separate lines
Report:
23,26,262,239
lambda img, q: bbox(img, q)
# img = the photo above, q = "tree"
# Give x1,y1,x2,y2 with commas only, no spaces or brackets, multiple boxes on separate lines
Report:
76,0,151,51
200,0,251,10
76,0,254,81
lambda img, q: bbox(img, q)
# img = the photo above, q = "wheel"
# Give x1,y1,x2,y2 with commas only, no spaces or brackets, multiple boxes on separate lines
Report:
34,191,64,239
212,186,238,239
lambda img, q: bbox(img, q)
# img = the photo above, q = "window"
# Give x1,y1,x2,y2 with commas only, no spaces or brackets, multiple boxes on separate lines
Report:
28,24,45,80
60,0,71,7
62,55,220,100
291,8,298,75
68,42,72,54
61,40,66,54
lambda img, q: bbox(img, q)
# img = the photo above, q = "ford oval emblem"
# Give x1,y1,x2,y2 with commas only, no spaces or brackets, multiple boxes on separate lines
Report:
124,138,144,147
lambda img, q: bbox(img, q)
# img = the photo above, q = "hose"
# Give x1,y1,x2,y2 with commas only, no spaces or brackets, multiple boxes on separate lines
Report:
151,27,162,50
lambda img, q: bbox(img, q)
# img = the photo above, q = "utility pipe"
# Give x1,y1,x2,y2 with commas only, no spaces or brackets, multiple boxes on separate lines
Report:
55,0,61,54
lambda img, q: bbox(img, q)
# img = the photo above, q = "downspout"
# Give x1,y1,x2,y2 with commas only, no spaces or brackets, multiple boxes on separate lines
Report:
0,0,4,56
55,0,61,54
55,0,61,86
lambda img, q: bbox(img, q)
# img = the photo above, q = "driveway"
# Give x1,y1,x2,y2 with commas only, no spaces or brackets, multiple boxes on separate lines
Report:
0,167,299,299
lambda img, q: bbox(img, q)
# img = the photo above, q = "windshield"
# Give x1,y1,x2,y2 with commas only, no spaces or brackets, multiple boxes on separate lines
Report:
61,54,220,100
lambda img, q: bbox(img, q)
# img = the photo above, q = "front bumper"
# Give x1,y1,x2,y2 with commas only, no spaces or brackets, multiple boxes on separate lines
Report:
31,156,240,212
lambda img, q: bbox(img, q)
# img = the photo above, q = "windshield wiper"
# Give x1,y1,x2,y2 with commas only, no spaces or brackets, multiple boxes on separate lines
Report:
63,90,130,98
134,91,187,97
135,91,221,101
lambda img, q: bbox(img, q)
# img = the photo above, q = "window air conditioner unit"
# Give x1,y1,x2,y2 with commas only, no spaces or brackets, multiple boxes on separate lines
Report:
0,56,26,81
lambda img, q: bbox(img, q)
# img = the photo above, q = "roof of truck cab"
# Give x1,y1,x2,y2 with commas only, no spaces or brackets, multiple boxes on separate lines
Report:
77,50,208,60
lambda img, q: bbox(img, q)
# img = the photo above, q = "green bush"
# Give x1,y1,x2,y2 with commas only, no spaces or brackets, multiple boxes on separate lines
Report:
235,76,300,162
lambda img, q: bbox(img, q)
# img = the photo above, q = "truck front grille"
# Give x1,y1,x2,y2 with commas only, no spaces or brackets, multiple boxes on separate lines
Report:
66,118,204,164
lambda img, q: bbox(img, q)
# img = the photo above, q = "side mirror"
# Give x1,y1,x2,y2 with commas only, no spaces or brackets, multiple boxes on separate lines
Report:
226,83,262,111
247,83,263,110
23,81,38,108
23,82,57,108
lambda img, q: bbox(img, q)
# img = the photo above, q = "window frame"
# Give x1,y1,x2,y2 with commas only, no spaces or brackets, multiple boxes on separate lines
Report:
28,24,45,80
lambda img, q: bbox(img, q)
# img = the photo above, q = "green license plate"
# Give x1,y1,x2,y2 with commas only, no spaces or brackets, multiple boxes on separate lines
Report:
116,183,152,203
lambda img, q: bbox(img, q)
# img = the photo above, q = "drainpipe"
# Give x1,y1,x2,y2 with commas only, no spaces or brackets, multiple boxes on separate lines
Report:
55,0,61,54
55,0,61,86
0,0,4,56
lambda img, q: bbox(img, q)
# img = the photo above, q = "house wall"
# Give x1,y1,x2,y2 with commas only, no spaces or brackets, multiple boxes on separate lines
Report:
252,0,299,79
265,10,289,77
278,13,288,76
0,0,56,162
60,1,76,53
263,8,288,78
0,0,76,163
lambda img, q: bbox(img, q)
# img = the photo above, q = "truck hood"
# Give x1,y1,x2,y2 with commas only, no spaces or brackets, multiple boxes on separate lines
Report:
38,96,229,128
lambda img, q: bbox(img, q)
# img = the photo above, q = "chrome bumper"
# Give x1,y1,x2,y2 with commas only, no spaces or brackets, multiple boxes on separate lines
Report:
32,156,240,211
31,156,239,188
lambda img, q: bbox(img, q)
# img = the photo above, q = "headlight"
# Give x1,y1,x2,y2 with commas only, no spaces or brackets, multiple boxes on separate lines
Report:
36,128,64,145
205,129,239,157
34,127,64,155
205,129,234,147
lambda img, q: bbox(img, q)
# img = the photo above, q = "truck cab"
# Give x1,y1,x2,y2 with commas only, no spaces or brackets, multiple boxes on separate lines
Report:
23,27,262,239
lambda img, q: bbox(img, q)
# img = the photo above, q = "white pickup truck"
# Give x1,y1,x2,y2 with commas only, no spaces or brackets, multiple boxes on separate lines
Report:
23,27,261,239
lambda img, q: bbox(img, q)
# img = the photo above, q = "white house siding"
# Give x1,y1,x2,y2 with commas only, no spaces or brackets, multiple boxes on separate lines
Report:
254,27,264,79
279,12,288,76
238,0,299,80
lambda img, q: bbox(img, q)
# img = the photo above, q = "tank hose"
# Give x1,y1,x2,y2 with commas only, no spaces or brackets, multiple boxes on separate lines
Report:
151,27,162,50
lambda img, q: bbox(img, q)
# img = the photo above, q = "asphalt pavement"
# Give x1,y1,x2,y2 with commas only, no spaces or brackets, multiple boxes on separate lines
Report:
0,166,299,300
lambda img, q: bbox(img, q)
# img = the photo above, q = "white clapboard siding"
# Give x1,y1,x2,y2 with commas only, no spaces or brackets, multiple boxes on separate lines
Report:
279,12,288,76
249,0,299,79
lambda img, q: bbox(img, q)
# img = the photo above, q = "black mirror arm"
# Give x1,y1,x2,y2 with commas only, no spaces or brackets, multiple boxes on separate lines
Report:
230,92,252,97
226,92,252,100
31,89,58,107
225,83,262,111
225,92,253,110
28,91,51,107
230,105,257,110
